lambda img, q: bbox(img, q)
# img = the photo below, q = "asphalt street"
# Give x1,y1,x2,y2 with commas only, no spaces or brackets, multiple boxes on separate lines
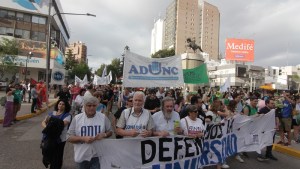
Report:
1,111,300,169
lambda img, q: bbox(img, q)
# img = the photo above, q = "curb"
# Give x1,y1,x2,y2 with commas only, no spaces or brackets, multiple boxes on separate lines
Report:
0,100,57,123
273,144,300,159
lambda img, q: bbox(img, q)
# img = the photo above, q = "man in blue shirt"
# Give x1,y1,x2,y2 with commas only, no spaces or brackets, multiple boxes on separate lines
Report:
278,92,294,146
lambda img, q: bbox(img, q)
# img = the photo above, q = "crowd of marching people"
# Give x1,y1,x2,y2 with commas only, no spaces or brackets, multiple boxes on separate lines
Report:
2,80,47,128
6,80,299,169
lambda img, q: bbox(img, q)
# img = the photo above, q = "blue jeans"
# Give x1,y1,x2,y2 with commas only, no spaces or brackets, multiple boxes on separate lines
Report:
77,157,100,169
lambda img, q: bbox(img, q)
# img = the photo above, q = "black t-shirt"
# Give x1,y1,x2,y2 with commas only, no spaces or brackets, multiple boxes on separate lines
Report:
114,107,127,120
198,109,206,125
258,106,271,114
144,96,160,112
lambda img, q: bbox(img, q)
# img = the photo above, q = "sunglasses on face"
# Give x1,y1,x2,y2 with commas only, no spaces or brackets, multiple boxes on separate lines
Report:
127,100,133,102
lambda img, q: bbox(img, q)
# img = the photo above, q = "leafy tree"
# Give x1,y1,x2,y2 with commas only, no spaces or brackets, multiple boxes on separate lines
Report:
151,48,175,58
68,63,92,81
64,49,77,70
0,37,19,81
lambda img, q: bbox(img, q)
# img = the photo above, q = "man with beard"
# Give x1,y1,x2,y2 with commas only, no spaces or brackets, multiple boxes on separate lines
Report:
152,97,183,136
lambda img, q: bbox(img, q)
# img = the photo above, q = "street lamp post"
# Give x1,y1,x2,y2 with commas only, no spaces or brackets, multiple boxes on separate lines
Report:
24,52,33,82
45,0,96,106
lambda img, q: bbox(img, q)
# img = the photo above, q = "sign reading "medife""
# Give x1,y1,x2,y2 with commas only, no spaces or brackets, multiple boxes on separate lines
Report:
225,38,255,62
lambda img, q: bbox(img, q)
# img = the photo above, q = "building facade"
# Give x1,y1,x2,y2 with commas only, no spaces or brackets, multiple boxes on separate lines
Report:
208,64,265,91
265,65,300,90
150,19,164,55
0,0,69,83
163,0,220,60
65,41,87,63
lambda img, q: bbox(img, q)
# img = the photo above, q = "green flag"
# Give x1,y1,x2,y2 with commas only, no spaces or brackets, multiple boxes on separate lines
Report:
183,64,209,84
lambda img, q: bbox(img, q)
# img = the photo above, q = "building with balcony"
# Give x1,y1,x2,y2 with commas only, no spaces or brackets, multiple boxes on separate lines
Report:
65,41,87,63
163,0,220,60
0,0,69,83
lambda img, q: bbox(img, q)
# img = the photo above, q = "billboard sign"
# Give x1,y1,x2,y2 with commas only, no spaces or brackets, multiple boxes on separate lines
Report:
0,0,50,15
225,38,254,62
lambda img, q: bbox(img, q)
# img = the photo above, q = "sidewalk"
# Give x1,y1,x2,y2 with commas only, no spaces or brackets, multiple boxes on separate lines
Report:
273,134,300,159
0,91,57,123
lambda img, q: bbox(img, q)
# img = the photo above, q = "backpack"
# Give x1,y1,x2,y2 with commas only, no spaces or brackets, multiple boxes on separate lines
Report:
0,96,6,107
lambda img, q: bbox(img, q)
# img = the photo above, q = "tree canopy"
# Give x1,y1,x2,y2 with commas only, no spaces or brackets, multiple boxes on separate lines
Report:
151,48,175,58
0,37,19,81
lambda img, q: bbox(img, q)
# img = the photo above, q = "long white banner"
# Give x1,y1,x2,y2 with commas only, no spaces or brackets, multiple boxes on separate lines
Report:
93,111,275,169
123,52,184,87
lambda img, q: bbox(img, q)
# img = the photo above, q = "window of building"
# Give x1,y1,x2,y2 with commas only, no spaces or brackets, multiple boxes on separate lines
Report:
16,12,23,20
5,27,14,36
31,31,46,41
0,9,7,18
0,27,5,34
16,12,31,22
15,29,30,39
32,15,46,24
32,16,39,23
23,14,31,22
7,11,15,19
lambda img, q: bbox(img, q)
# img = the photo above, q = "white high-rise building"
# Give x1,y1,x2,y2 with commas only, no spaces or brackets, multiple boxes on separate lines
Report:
151,18,165,55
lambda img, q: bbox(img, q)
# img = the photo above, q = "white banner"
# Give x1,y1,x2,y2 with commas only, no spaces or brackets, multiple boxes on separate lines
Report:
123,52,184,87
94,111,275,169
81,74,88,87
50,68,65,85
93,72,113,85
75,75,82,84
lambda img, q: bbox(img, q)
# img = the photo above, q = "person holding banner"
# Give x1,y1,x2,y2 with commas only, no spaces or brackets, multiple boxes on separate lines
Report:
152,97,183,136
67,95,112,169
258,98,278,161
180,105,205,139
116,91,154,138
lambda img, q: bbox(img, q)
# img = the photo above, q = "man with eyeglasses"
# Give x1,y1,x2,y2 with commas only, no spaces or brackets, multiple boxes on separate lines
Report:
114,96,133,139
116,91,154,138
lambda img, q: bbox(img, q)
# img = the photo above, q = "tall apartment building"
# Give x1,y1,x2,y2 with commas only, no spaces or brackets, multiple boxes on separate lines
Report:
150,19,164,54
0,0,69,82
163,0,220,60
65,41,87,63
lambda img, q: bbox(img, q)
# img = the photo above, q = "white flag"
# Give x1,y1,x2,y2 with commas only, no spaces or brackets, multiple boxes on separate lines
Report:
220,77,231,92
80,74,88,87
107,71,112,84
102,65,107,78
75,75,82,83
93,74,100,85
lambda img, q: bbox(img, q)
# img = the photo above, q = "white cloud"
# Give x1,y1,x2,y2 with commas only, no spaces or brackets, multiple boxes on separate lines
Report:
60,0,300,69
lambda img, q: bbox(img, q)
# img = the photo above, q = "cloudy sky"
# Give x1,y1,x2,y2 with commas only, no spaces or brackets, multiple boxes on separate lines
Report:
60,0,300,70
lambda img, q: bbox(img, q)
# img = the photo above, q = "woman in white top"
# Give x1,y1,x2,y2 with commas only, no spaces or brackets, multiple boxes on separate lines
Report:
3,86,14,127
180,105,205,138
